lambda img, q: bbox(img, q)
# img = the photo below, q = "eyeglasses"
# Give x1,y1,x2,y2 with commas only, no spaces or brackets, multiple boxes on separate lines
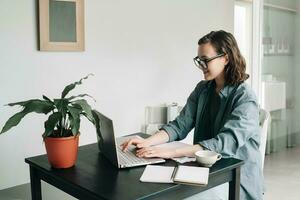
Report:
193,53,225,70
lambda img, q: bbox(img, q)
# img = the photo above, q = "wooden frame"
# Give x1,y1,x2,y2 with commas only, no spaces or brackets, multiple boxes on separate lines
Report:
39,0,84,51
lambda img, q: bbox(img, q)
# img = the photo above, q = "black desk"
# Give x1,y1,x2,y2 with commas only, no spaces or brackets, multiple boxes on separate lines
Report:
25,143,244,200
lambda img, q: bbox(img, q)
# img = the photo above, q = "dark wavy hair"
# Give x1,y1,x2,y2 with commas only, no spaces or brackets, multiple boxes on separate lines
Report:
198,30,249,85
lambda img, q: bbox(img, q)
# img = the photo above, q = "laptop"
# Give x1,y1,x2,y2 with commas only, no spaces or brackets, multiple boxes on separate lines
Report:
95,111,165,168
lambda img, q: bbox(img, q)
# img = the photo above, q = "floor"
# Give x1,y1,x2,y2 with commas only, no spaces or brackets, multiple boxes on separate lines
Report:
0,146,300,200
263,146,300,200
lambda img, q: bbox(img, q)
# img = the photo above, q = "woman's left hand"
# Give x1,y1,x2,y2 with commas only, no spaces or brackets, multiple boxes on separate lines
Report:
136,147,175,159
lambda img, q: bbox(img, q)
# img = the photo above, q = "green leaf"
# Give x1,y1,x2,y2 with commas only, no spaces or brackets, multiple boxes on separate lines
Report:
68,94,96,102
53,98,69,117
7,100,54,113
7,99,44,107
53,98,69,109
67,105,82,135
25,100,54,114
43,112,62,138
92,110,103,142
42,95,54,104
71,99,94,123
1,111,27,134
69,114,80,135
81,113,94,125
61,74,94,98
1,100,55,134
67,105,82,117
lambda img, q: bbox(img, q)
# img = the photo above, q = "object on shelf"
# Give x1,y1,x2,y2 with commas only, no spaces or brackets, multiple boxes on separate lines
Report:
145,123,164,135
261,81,286,112
145,103,182,134
167,103,182,123
263,36,272,55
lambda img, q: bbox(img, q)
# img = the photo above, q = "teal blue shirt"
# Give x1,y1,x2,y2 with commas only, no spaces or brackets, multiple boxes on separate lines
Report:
161,80,263,200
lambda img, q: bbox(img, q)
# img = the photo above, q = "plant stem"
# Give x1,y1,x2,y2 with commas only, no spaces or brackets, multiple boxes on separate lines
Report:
64,115,68,130
60,117,64,137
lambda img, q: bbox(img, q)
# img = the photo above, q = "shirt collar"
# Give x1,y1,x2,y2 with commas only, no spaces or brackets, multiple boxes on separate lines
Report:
206,80,237,98
219,84,237,98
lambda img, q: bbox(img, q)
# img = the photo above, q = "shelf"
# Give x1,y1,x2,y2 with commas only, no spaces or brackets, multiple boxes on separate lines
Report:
264,3,297,14
264,53,294,56
235,0,252,3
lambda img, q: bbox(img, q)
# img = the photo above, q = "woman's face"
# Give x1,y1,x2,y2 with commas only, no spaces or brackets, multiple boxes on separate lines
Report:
197,42,228,81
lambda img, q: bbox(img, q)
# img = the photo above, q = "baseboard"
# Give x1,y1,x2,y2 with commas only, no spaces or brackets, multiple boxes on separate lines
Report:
266,131,300,154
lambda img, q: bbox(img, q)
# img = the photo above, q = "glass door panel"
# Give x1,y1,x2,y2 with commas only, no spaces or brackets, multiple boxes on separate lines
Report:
261,0,299,153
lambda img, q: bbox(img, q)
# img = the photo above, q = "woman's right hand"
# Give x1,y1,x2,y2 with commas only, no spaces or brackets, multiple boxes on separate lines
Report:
121,136,151,151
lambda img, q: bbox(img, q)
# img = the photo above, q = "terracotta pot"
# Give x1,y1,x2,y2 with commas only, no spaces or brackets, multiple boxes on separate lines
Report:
44,134,79,168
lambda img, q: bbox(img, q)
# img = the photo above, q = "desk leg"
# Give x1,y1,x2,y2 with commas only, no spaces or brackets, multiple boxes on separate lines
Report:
229,167,241,200
29,166,42,200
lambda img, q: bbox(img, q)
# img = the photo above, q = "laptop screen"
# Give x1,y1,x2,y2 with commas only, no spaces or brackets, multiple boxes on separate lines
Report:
94,111,119,167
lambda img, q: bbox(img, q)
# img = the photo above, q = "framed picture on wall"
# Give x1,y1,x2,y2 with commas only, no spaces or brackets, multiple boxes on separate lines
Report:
39,0,84,51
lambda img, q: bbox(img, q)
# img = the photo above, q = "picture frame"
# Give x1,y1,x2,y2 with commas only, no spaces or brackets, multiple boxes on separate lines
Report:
39,0,84,51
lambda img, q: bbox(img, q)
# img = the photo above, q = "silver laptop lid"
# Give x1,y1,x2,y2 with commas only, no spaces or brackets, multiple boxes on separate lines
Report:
94,111,119,167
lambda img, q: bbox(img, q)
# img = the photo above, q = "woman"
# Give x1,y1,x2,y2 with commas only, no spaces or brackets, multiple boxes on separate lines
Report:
122,30,263,200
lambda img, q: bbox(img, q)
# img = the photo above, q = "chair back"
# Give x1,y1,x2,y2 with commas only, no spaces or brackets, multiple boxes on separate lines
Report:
259,108,271,169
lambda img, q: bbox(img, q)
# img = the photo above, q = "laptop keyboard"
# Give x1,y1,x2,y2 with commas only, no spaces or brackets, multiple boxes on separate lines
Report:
116,144,149,165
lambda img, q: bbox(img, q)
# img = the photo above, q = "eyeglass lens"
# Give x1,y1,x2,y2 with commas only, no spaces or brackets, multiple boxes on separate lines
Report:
194,58,207,69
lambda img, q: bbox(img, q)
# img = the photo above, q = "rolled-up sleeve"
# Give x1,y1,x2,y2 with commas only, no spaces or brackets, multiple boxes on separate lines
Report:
161,83,200,142
199,97,259,157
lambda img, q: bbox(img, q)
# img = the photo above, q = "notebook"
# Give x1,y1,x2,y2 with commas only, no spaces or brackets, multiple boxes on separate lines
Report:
140,165,209,186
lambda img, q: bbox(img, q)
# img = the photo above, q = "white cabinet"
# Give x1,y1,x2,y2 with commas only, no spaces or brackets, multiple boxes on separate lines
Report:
261,81,286,112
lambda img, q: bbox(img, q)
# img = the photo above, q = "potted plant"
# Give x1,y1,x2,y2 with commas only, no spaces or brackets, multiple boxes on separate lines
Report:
0,74,102,168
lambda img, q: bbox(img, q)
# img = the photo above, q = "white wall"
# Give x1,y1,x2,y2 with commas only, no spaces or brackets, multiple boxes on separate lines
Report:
0,0,234,189
294,1,300,138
